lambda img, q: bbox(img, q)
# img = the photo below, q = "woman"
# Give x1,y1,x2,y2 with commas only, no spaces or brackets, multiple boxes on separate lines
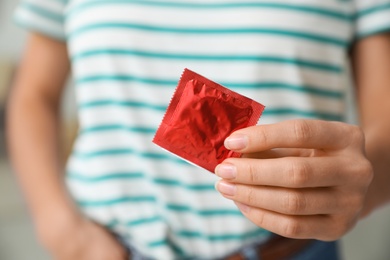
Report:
7,1,390,259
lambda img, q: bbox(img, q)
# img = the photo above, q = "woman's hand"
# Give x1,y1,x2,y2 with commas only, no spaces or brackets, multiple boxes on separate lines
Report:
215,119,373,241
37,213,128,260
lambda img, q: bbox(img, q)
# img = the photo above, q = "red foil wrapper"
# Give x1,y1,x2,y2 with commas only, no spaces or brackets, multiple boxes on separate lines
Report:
153,69,265,173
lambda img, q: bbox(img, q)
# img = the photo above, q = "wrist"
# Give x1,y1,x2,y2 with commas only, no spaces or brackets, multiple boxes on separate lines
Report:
34,197,84,248
33,192,82,229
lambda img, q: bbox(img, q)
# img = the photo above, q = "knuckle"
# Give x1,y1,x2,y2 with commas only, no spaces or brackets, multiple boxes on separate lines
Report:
247,163,260,184
245,187,257,205
257,127,269,148
283,218,302,238
255,211,266,227
352,159,374,185
283,191,306,214
288,159,311,187
293,120,312,142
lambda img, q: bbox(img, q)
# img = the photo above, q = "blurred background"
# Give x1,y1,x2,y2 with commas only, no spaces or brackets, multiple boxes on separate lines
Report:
1,0,390,259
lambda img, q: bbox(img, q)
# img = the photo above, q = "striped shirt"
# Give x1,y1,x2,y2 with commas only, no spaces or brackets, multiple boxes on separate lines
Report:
15,0,390,259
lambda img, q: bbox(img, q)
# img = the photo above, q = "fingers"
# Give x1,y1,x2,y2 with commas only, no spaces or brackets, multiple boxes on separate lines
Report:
224,119,359,153
242,148,316,159
233,203,344,241
216,182,340,215
215,157,350,188
217,119,370,241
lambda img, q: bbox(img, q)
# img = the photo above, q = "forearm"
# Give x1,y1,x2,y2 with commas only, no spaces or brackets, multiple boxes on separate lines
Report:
7,86,128,259
352,34,390,217
361,126,390,217
7,93,78,222
6,33,78,228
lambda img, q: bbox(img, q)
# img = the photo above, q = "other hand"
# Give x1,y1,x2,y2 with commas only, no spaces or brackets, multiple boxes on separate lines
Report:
37,213,128,260
215,119,373,241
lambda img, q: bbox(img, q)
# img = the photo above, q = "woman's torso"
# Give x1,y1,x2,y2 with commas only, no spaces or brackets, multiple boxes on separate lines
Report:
64,1,354,258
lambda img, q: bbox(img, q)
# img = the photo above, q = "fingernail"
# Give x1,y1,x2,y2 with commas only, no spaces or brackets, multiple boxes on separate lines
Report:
215,164,237,179
225,134,248,150
216,181,236,196
235,202,251,213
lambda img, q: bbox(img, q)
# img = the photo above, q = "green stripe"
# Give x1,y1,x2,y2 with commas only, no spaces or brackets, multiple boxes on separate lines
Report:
125,216,163,226
78,99,343,121
146,239,189,258
77,196,156,206
80,124,156,135
354,3,390,19
175,228,268,241
153,178,215,191
107,216,165,232
67,0,352,21
68,171,145,182
148,228,270,247
148,239,169,247
73,148,188,165
79,100,167,111
21,1,64,23
73,148,165,159
69,22,347,47
164,239,187,257
76,75,343,98
67,172,215,191
77,199,242,216
166,204,243,216
265,108,343,121
77,74,175,85
106,219,119,228
72,49,342,73
233,82,343,98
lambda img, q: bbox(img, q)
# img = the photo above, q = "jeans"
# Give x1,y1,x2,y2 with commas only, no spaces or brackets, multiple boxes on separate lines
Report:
118,237,340,260
289,240,339,260
224,239,339,260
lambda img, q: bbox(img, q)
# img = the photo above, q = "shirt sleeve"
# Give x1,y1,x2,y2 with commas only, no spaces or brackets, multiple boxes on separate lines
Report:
14,0,67,41
354,0,390,39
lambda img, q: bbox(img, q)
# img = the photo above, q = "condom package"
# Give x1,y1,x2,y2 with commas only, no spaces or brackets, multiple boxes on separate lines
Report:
153,69,265,173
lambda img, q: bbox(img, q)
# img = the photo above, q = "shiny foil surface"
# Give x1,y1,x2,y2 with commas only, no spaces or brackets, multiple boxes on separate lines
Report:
153,69,265,173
